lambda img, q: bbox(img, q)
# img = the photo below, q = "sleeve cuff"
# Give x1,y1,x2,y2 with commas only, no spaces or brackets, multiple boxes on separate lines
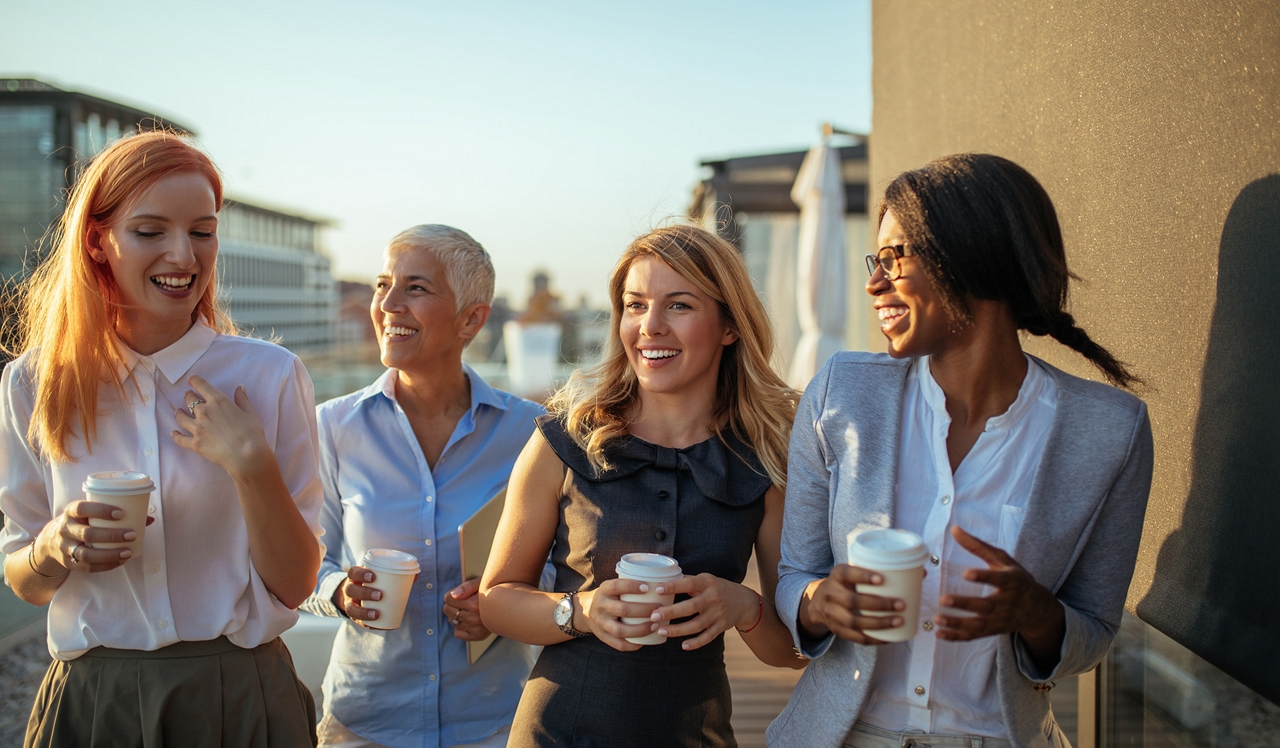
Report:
1011,601,1075,682
300,569,348,618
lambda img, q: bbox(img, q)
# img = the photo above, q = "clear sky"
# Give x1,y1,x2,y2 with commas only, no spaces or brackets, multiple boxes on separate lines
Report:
1,0,871,307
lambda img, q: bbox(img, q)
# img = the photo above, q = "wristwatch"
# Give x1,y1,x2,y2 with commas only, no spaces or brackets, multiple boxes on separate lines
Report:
554,591,591,638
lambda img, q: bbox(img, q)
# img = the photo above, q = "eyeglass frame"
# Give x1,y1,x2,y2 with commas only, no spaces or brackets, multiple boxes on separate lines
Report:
865,244,914,281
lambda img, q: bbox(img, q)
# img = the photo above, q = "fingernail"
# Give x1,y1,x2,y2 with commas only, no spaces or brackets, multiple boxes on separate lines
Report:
450,586,465,597
651,623,660,631
119,550,131,558
363,572,373,582
654,585,665,594
892,617,903,626
123,531,137,540
369,611,378,619
638,583,649,592
371,591,381,601
681,641,689,650
650,611,662,622
111,510,124,520
659,628,668,637
871,574,882,584
894,600,905,611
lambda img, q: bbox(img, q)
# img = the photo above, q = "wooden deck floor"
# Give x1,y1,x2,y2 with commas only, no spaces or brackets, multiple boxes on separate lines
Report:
725,559,804,747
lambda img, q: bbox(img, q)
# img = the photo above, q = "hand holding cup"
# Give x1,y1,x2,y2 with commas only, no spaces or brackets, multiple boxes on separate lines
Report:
336,565,384,625
647,573,760,651
802,563,910,645
578,579,663,652
34,500,139,575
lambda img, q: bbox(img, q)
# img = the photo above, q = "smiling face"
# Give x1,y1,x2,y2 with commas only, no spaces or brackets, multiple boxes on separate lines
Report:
372,244,486,375
619,255,738,399
867,208,954,358
89,170,219,353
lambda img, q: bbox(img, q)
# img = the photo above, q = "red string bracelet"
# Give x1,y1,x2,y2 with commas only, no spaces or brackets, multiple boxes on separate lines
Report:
737,590,764,634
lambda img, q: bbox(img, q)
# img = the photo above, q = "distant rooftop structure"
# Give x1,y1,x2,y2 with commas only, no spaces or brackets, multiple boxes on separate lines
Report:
689,142,869,243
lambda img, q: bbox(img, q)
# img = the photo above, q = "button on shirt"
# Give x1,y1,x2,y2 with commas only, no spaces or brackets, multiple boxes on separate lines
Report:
302,367,545,748
0,322,325,659
860,355,1057,738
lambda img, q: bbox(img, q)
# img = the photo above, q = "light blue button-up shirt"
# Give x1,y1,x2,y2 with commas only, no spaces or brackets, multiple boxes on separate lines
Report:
302,365,544,748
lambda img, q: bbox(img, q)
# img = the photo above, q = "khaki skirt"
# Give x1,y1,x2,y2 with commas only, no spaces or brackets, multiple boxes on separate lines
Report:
25,636,317,748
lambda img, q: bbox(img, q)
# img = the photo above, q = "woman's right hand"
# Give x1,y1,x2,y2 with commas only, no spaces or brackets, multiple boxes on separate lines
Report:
800,564,906,645
334,565,385,625
578,578,663,652
34,500,136,575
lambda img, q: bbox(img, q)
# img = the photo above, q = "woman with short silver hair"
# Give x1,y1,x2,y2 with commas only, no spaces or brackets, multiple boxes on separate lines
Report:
302,225,546,748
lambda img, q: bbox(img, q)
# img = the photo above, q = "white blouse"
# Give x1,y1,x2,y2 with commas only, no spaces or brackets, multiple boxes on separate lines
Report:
860,354,1057,738
0,321,324,660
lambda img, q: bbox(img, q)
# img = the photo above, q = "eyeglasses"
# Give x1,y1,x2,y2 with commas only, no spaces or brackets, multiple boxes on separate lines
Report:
865,244,913,281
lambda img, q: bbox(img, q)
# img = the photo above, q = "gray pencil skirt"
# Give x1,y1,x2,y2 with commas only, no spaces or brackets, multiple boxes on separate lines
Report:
24,636,317,748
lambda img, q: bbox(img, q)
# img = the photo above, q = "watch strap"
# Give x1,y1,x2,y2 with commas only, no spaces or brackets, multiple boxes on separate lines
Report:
556,591,591,639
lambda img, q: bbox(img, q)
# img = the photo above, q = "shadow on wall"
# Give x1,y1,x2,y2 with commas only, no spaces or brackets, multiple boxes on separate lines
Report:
1138,175,1280,704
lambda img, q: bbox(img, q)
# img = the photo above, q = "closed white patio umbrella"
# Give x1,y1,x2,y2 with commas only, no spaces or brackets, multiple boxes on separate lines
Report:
787,137,848,389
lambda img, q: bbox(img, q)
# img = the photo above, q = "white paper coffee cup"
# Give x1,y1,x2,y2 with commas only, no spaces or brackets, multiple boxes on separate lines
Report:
360,549,420,630
847,528,929,643
83,471,156,560
616,552,683,645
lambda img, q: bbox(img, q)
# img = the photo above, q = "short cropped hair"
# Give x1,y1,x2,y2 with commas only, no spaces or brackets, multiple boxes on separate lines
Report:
387,225,495,312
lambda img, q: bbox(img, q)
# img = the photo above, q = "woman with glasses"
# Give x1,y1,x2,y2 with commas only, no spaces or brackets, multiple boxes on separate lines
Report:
769,153,1154,748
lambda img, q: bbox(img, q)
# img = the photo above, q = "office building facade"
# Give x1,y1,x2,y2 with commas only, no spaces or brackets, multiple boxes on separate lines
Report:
0,78,335,354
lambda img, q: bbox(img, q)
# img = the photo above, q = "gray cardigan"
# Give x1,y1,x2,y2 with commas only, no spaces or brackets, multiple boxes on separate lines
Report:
767,352,1154,748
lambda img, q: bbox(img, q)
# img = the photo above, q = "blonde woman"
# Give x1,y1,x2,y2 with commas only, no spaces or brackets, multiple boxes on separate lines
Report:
480,225,803,748
0,132,322,746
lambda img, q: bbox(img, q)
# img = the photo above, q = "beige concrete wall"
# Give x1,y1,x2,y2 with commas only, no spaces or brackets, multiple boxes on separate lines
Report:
870,1,1280,698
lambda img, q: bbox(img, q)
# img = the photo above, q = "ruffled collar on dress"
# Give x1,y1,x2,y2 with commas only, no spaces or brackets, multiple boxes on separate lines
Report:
535,414,772,507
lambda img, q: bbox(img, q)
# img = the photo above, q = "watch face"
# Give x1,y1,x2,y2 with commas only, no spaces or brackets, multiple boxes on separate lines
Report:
554,595,572,626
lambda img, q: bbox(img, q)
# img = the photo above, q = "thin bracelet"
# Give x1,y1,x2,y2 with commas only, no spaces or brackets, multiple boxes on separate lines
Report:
736,590,764,634
27,542,66,579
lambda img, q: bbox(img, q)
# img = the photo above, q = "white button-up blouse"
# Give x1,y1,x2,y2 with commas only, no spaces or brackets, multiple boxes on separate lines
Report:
860,354,1057,738
0,321,324,660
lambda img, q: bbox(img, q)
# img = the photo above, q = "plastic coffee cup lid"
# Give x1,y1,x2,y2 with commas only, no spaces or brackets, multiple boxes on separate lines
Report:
83,471,155,495
361,548,421,574
616,552,683,583
847,528,929,571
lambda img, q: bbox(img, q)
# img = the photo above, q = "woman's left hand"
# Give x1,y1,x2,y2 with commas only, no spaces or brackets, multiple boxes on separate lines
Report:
648,573,759,651
172,376,272,477
935,526,1065,653
444,578,491,642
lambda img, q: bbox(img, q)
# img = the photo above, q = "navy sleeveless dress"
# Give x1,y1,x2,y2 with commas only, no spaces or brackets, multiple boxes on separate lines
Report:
508,414,773,748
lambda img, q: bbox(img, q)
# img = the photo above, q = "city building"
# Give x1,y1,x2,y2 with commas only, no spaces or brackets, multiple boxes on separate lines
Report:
0,78,335,354
688,141,873,373
217,198,336,353
0,78,192,278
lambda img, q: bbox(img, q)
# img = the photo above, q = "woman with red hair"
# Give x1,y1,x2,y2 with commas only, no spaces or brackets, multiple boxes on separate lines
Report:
0,131,323,746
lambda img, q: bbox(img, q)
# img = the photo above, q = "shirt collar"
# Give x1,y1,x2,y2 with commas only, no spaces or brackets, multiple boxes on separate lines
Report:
113,319,219,385
356,363,510,414
917,353,1045,432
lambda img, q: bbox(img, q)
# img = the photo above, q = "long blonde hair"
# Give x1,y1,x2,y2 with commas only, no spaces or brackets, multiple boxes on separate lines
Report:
12,130,234,462
547,224,798,489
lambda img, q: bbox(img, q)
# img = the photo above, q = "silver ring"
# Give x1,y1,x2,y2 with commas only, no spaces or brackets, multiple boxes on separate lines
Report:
452,611,462,626
187,397,206,417
71,544,85,564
